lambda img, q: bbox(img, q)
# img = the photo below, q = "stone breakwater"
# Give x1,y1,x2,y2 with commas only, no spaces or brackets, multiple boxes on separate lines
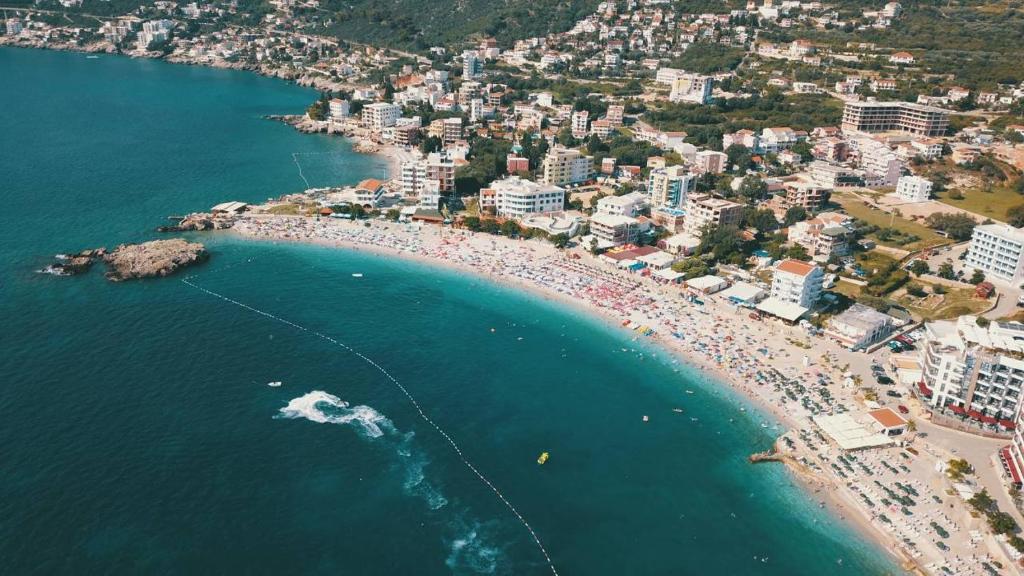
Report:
41,239,208,281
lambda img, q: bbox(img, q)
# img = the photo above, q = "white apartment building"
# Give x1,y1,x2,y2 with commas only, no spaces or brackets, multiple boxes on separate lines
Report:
647,165,694,209
6,17,24,35
362,102,402,133
483,176,564,218
694,150,728,174
589,213,645,247
920,316,1024,422
683,193,744,237
669,74,713,105
400,151,455,201
824,303,893,350
462,50,483,79
770,259,824,308
759,127,802,153
895,175,932,203
964,224,1024,284
541,147,592,186
596,192,648,217
571,110,589,139
329,98,350,119
856,138,904,187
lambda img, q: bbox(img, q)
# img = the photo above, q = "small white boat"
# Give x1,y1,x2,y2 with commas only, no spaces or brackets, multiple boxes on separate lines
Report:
86,55,99,59
685,390,695,395
672,408,683,413
267,381,282,387
351,273,363,278
642,415,649,422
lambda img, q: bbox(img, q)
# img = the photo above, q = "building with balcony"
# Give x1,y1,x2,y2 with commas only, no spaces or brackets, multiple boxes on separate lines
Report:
920,316,1024,422
481,176,564,218
541,147,593,186
964,224,1024,285
770,259,824,308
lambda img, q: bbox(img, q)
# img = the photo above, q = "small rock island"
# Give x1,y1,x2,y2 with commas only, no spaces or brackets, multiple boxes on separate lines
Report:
43,239,208,281
104,239,208,281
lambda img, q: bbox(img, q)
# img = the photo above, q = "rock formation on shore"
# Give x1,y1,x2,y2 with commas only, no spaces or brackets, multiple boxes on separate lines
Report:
103,239,208,281
157,212,236,233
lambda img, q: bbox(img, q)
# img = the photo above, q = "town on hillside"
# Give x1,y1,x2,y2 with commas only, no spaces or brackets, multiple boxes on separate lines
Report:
7,0,1024,572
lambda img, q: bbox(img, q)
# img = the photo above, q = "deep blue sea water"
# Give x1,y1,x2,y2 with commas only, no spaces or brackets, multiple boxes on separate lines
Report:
0,47,900,575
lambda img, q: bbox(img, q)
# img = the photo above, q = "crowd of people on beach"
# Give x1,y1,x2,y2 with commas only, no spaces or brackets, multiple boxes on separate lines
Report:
233,214,1014,574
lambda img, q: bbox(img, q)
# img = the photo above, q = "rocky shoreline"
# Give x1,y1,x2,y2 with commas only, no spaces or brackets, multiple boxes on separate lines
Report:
41,239,208,281
156,212,237,233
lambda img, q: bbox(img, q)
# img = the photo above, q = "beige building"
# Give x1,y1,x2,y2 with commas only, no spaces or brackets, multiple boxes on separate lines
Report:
683,193,743,237
541,147,593,186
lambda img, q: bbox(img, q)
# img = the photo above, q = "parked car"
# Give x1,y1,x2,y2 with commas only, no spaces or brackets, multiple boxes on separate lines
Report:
876,375,894,385
886,390,903,398
898,405,910,414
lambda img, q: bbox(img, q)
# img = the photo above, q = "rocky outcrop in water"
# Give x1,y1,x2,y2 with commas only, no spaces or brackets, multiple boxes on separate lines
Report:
39,248,107,276
103,239,208,281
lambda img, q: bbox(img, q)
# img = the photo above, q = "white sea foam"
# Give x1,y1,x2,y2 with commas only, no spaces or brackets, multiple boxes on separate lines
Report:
278,391,448,510
446,521,501,575
184,278,555,573
276,390,391,438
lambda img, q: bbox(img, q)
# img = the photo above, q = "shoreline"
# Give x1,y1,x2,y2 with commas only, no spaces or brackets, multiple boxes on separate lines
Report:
219,215,922,573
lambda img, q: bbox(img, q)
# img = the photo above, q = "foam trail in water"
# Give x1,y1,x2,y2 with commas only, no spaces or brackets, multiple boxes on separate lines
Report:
446,519,502,575
277,390,448,509
182,277,556,573
277,390,391,438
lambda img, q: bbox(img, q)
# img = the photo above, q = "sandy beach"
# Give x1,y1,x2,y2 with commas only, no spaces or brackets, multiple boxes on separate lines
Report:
222,213,1020,575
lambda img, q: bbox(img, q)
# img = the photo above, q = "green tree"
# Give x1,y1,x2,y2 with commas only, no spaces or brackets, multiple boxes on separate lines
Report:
499,220,520,237
386,208,401,221
970,269,986,284
481,219,500,234
1008,204,1024,228
463,216,481,231
420,135,443,154
908,260,930,276
938,262,955,280
926,213,977,241
784,206,808,226
738,176,768,203
550,233,569,248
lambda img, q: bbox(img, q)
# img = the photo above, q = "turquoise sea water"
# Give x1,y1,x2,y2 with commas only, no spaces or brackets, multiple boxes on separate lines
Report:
0,47,899,575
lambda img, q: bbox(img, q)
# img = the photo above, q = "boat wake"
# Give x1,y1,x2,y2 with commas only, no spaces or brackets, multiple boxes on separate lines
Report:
277,390,447,509
182,277,557,574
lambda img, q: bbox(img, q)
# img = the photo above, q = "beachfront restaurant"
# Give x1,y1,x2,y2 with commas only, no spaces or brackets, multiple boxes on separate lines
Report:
719,281,766,308
812,413,894,451
867,407,908,436
755,297,808,324
685,275,728,294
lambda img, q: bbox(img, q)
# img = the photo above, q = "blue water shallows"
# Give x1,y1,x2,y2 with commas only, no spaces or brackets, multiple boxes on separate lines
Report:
0,47,899,575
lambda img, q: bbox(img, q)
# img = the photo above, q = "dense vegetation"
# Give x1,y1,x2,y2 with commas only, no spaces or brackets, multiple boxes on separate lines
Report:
642,92,844,148
318,0,601,50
